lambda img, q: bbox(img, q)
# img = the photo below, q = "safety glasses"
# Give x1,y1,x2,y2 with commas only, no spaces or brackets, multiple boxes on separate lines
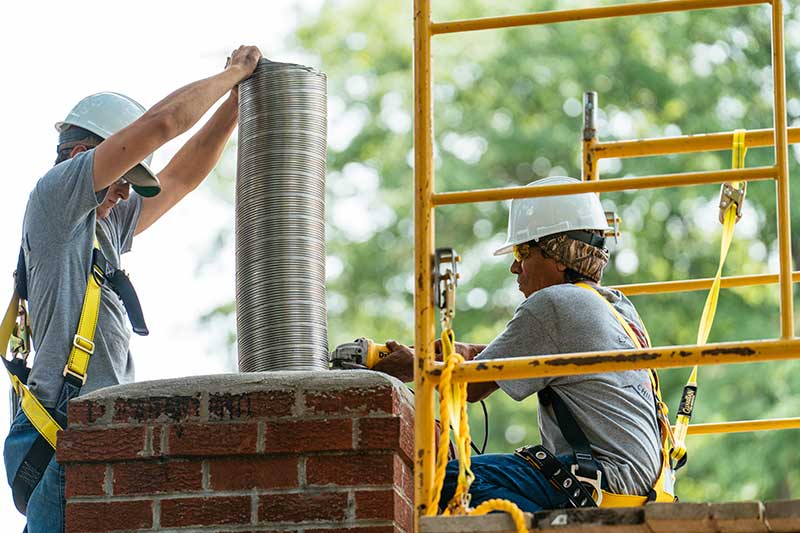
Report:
512,243,532,262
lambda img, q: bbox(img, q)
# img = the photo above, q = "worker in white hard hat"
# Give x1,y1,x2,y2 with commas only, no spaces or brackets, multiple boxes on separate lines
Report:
377,176,671,512
4,45,262,532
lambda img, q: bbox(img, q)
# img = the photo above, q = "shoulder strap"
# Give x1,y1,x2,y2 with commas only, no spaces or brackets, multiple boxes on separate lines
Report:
537,387,599,479
3,239,104,514
574,282,649,349
15,247,27,300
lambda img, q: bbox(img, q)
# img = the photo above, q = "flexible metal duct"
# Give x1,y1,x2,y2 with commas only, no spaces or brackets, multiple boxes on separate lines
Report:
236,59,328,372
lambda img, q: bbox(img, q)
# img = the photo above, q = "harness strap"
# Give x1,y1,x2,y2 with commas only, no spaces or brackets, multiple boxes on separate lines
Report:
515,444,597,508
537,387,598,480
527,282,676,507
2,240,104,514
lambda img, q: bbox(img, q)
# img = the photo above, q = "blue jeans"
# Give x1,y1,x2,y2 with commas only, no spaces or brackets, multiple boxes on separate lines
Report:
4,411,65,533
441,453,606,513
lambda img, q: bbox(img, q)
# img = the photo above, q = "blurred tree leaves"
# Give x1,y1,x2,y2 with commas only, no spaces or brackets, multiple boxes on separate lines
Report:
208,0,800,501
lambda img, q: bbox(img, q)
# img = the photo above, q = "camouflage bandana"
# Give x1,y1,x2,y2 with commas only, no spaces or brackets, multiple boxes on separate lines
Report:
538,233,609,282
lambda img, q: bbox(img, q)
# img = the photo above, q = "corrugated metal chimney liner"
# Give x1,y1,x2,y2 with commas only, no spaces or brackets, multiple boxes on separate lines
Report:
236,59,329,372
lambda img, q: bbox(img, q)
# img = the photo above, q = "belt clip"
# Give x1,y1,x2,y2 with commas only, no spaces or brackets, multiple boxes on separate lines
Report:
718,182,746,224
571,464,603,506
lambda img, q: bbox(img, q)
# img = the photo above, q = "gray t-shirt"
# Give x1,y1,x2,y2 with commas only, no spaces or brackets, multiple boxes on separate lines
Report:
23,150,142,407
476,283,661,495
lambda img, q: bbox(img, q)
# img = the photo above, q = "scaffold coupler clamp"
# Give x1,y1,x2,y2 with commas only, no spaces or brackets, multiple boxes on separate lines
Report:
434,248,460,330
718,181,746,224
604,211,621,245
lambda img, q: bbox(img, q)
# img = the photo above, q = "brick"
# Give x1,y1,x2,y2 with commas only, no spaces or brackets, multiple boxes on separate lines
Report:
209,390,296,420
356,489,412,532
160,495,250,528
168,423,258,456
395,491,414,533
536,507,646,529
258,492,347,523
355,489,395,521
65,500,152,532
68,399,107,426
209,456,298,491
264,419,352,453
113,459,202,495
357,417,400,451
152,425,165,455
307,453,394,487
65,463,106,498
113,395,201,424
57,426,146,463
400,460,413,501
710,501,769,532
765,499,800,533
399,402,415,465
393,456,407,492
305,386,396,416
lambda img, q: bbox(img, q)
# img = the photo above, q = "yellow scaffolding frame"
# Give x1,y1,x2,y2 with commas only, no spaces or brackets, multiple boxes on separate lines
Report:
413,0,797,529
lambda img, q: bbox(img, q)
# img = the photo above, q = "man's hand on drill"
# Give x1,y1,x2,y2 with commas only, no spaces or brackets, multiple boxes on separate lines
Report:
373,339,483,383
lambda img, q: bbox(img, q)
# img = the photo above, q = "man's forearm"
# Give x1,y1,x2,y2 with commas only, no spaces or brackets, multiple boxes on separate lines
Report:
146,68,244,138
160,93,238,194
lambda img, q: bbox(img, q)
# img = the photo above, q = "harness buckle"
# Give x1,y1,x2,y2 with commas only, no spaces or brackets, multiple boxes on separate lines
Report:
72,334,95,355
571,464,603,506
62,366,88,385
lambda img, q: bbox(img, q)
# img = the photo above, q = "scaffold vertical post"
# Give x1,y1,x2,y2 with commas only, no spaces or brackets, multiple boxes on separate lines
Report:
583,91,599,181
770,0,794,339
413,0,437,527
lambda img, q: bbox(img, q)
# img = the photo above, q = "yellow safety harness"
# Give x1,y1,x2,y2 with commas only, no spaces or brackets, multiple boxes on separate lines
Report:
574,282,676,506
427,241,687,531
1,239,103,514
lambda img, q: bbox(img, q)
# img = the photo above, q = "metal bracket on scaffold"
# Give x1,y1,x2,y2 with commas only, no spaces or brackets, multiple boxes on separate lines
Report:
718,182,746,224
434,248,460,330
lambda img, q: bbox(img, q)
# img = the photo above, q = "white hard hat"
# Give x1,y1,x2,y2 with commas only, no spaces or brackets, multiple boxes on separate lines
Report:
494,176,610,256
56,92,161,197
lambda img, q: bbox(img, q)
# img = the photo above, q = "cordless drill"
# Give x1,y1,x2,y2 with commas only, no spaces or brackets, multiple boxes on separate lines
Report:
330,338,391,369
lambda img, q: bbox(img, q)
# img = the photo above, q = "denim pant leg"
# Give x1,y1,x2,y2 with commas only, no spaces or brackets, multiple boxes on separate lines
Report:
441,453,573,513
4,411,66,533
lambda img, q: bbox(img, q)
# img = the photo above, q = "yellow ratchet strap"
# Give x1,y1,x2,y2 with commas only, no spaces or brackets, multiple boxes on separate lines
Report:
672,129,747,466
575,282,676,505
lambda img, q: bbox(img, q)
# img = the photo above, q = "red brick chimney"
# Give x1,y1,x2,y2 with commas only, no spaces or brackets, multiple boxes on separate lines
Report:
57,371,414,533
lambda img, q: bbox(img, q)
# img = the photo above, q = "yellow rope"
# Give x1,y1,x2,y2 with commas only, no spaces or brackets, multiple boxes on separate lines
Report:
471,499,528,532
427,327,528,532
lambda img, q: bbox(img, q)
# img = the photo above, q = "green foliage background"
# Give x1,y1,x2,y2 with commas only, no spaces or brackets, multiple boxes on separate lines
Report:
210,0,800,501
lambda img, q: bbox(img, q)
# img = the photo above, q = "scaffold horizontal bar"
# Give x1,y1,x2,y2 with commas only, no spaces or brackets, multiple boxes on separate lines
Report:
594,127,800,160
431,166,776,206
431,0,769,35
685,417,800,436
612,272,800,296
431,337,800,384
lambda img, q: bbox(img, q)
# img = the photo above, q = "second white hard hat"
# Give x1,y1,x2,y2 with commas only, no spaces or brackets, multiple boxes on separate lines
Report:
494,176,610,256
56,92,161,197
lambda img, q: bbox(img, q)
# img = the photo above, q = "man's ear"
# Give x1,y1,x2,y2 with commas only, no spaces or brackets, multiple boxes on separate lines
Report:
555,260,568,273
70,144,89,158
